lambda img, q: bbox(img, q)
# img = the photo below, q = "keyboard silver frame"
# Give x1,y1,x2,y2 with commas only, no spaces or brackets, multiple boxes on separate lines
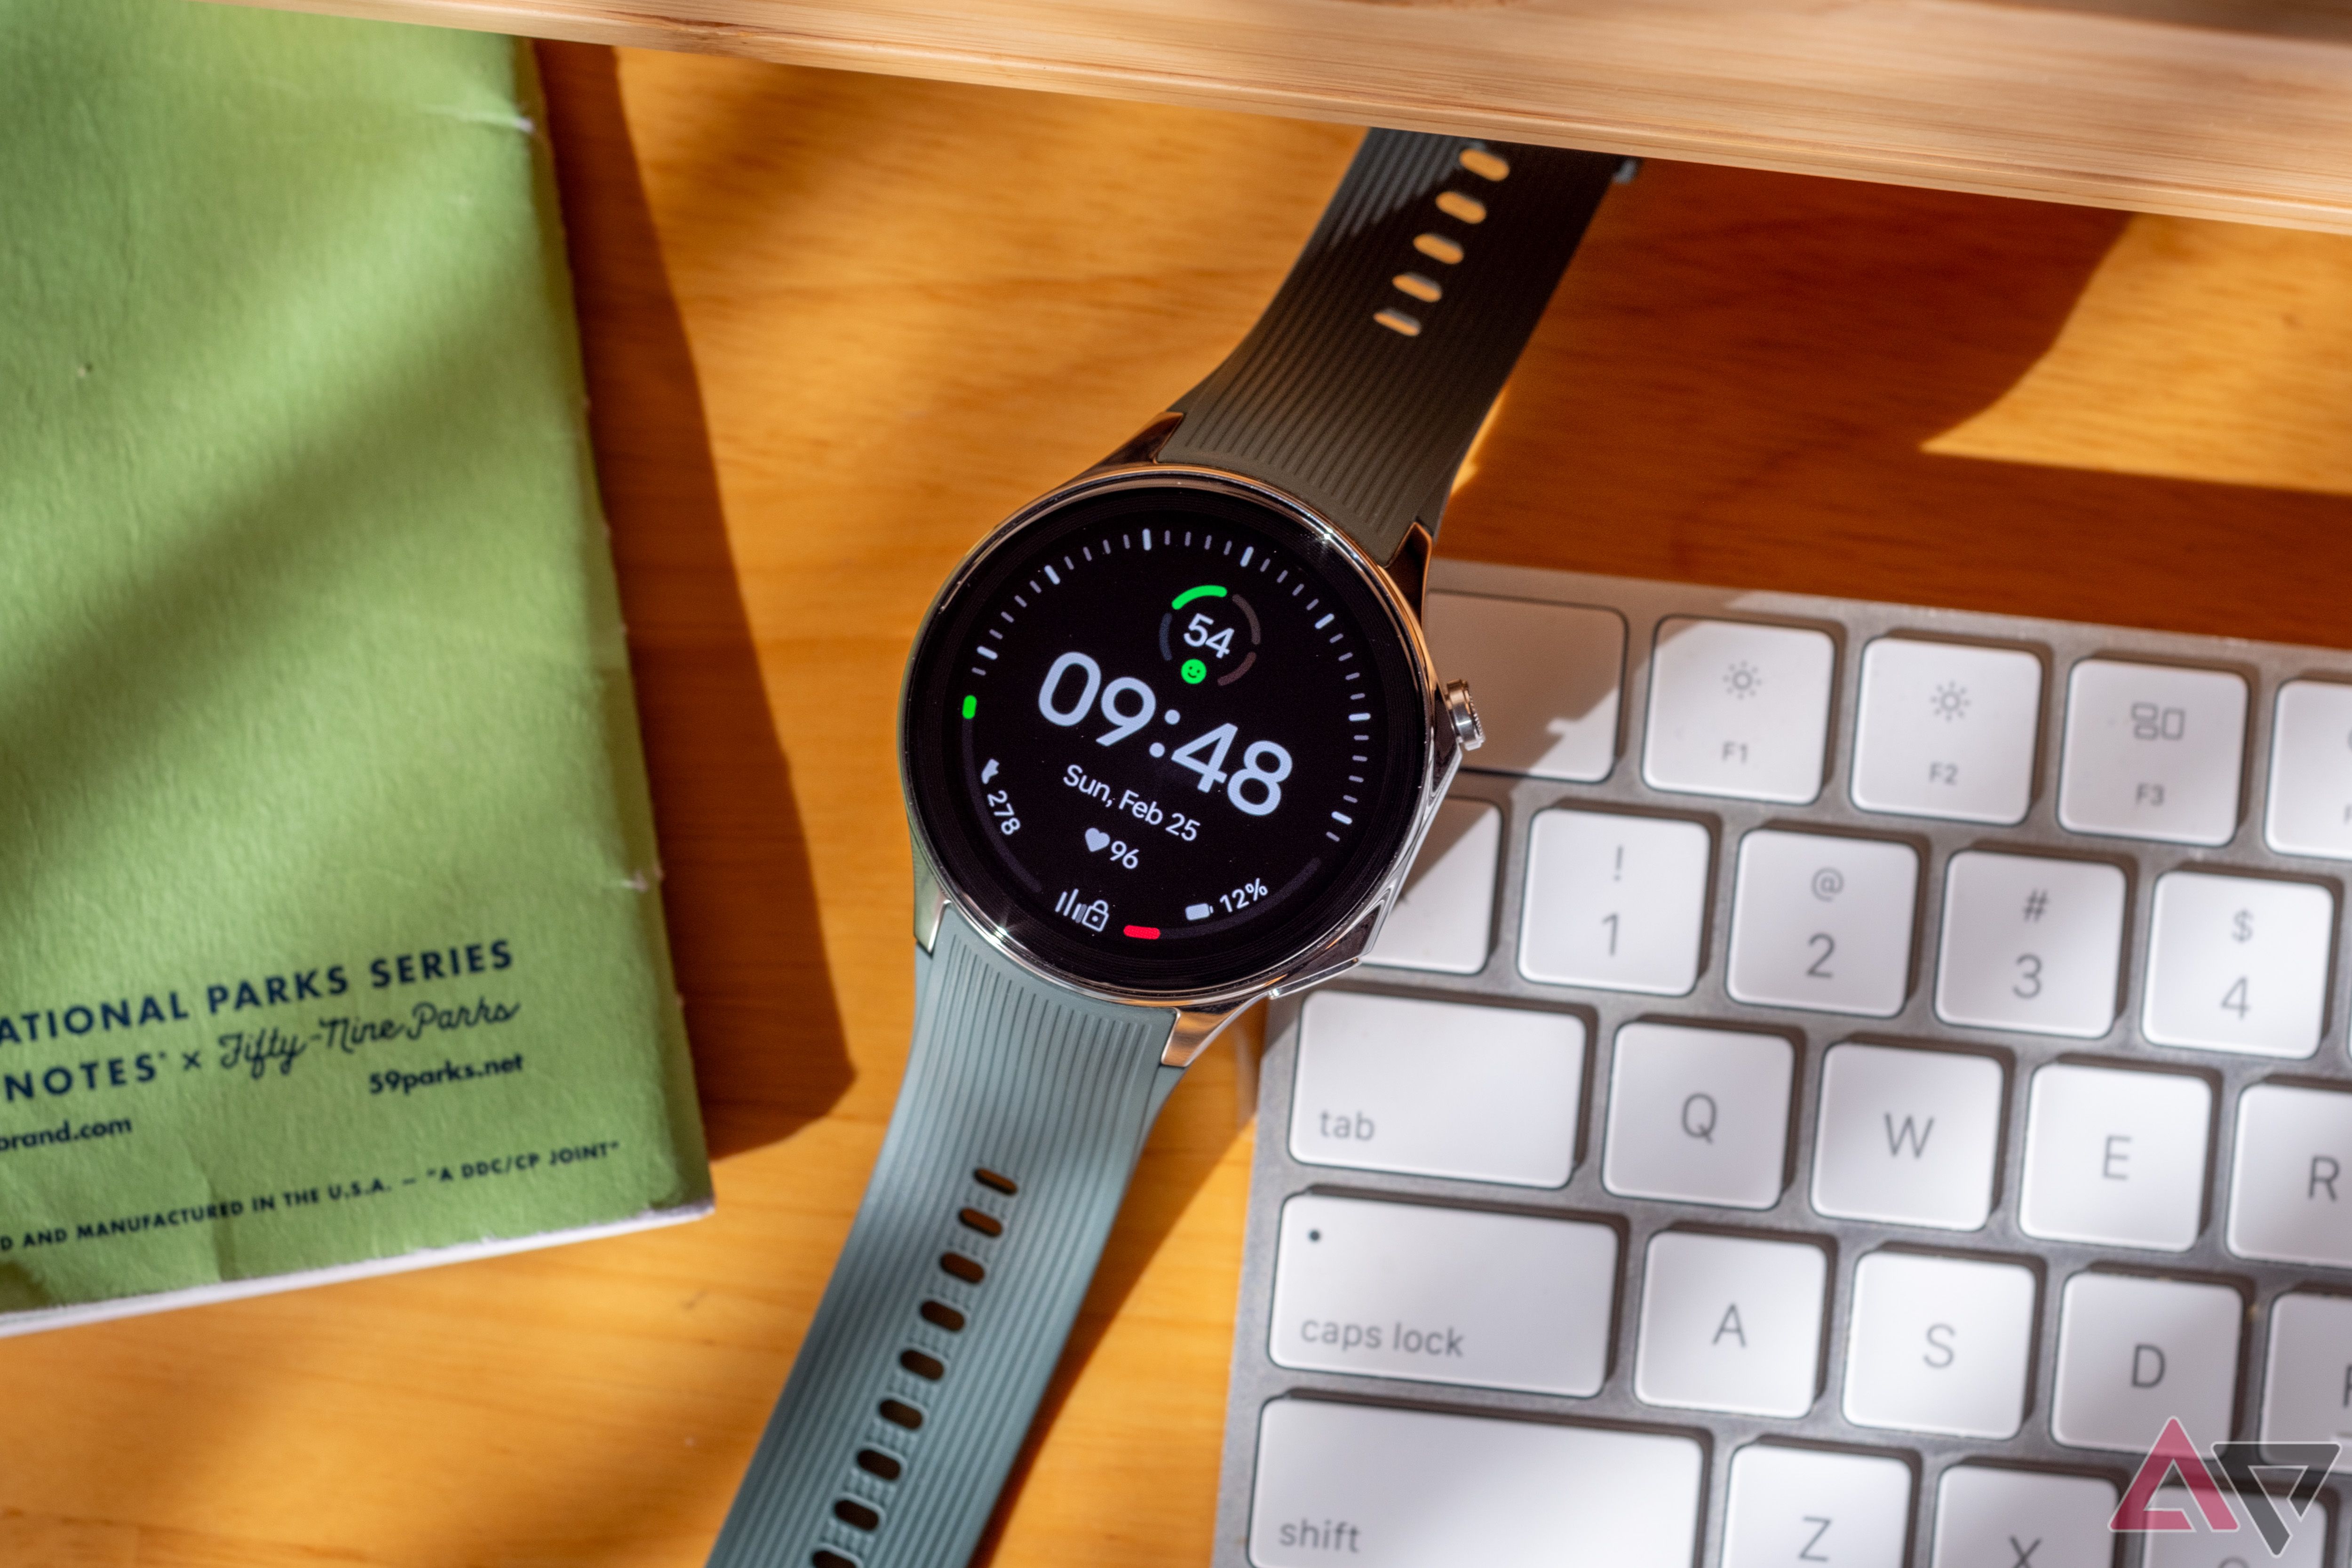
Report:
1214,558,2352,1568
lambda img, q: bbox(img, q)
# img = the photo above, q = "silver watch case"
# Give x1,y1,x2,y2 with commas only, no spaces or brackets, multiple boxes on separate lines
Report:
900,422,1465,1067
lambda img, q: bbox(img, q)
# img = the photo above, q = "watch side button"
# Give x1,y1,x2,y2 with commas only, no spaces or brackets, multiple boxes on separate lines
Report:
1444,679,1484,751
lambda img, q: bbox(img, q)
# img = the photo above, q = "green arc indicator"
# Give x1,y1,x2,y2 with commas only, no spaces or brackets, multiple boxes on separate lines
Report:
961,695,977,719
1170,584,1228,610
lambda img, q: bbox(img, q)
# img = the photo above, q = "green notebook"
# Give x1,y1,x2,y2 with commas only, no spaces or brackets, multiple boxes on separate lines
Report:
0,0,712,1332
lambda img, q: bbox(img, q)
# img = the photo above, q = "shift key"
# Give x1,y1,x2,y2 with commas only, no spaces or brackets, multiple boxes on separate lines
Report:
1270,1193,1617,1396
1250,1399,1704,1568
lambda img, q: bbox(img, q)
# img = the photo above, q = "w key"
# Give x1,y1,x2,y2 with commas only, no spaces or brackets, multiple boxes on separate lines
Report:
1811,1043,2005,1230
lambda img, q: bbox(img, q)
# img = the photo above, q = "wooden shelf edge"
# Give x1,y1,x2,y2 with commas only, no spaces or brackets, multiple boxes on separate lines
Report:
215,0,2352,232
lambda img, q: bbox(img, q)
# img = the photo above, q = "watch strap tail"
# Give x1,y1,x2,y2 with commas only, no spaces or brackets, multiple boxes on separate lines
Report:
1160,132,1621,562
708,910,1176,1568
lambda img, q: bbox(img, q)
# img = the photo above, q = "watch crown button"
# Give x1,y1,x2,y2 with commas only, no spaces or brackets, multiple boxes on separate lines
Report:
1442,679,1484,751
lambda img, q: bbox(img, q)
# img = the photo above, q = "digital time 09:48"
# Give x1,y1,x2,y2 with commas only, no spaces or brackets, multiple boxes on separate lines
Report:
1035,652,1292,817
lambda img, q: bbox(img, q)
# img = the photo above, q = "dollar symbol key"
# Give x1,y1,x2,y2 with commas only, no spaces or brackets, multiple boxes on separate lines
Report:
2232,908,2255,943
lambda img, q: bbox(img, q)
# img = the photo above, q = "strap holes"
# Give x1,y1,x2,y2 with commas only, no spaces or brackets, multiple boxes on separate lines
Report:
939,1251,985,1284
1435,191,1487,224
973,1167,1017,1195
1412,233,1464,265
1457,147,1511,181
878,1398,924,1430
920,1299,967,1332
813,1552,860,1568
833,1499,882,1532
899,1348,946,1380
957,1207,1004,1238
1391,272,1442,304
1373,309,1422,338
855,1448,905,1481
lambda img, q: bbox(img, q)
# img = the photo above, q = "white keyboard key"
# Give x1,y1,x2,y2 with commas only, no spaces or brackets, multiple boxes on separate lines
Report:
1602,1022,1794,1210
1290,991,1583,1188
1423,591,1622,781
1363,798,1500,974
1843,1251,2036,1438
1518,808,1711,995
2051,1271,2241,1453
1851,637,2042,825
1811,1043,2005,1230
1935,851,2127,1038
2019,1063,2211,1251
2143,870,2333,1058
1635,1230,1827,1417
2266,678,2352,860
1932,1466,2118,1568
1269,1194,1617,1396
1644,617,1836,804
1247,1399,1704,1568
2225,1082,2352,1266
2058,659,2248,845
2145,1488,2327,1568
2261,1292,2352,1465
1725,829,1919,1017
1721,1445,1913,1568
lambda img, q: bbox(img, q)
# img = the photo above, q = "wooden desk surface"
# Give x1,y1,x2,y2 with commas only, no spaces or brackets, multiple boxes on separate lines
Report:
12,41,2352,1568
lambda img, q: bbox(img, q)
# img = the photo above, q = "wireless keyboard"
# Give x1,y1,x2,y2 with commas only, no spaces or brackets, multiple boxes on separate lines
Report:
1212,558,2352,1568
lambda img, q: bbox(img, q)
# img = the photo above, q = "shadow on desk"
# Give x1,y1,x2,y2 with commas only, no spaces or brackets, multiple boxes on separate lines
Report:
540,43,853,1159
1464,159,2352,649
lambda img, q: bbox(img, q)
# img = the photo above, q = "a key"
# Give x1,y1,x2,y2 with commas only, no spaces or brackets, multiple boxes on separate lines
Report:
2143,1487,2327,1568
1268,1193,1617,1396
1362,797,1500,975
2225,1082,2352,1267
2259,1292,2352,1471
2057,659,2247,845
1643,617,1836,804
1811,1042,2005,1230
1602,1021,1794,1210
2265,678,2352,860
2050,1271,2241,1453
1931,1466,2118,1568
1842,1250,2036,1438
1850,637,2042,826
2018,1063,2211,1252
1934,851,2127,1038
1423,591,1622,782
1518,808,1712,995
1245,1398,1705,1568
2142,869,2333,1057
1725,829,1919,1017
1633,1230,1828,1418
1289,991,1584,1188
1720,1444,1913,1568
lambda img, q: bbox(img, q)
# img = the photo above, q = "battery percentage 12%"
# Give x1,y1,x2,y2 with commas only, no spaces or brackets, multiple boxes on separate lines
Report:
1218,877,1270,914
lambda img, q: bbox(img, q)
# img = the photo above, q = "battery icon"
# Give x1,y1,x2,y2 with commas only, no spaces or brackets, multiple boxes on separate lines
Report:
1184,902,1214,921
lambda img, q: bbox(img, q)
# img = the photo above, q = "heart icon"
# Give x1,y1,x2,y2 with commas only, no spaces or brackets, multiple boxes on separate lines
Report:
1085,828,1111,853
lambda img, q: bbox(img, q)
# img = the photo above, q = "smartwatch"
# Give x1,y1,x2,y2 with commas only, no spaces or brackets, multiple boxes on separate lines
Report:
709,129,1620,1568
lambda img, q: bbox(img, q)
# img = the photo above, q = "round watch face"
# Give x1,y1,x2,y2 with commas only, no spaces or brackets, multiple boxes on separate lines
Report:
904,478,1429,997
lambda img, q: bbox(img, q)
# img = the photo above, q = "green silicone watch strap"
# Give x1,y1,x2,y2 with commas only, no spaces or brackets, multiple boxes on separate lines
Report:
1159,131,1620,563
707,908,1179,1568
